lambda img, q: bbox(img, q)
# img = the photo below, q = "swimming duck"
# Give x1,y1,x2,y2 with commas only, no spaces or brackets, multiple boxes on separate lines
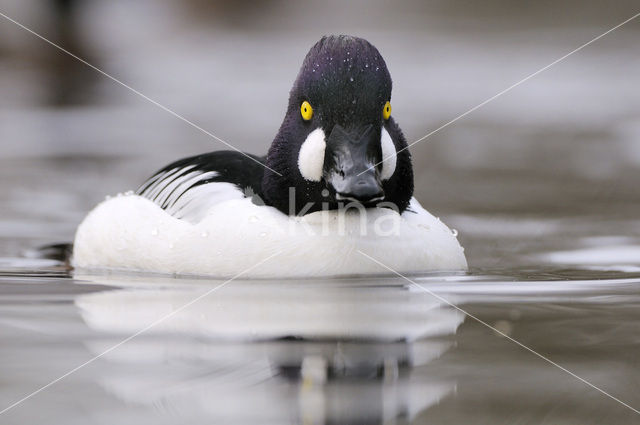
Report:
73,35,466,277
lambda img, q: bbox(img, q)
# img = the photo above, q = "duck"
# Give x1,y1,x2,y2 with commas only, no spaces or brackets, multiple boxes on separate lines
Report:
73,35,467,277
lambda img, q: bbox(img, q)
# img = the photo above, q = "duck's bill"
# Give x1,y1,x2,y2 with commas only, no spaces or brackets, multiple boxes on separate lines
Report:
330,169,385,203
324,124,385,204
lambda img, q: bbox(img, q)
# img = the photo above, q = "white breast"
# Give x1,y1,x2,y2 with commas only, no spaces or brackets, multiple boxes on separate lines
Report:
73,194,467,277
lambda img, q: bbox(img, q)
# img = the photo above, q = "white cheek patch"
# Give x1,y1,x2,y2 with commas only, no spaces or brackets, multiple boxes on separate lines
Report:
298,127,326,181
380,128,397,180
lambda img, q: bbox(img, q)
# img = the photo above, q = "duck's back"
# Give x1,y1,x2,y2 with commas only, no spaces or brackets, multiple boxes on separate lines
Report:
137,151,266,223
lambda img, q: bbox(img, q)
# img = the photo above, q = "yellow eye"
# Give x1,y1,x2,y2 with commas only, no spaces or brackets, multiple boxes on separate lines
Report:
382,101,391,120
300,101,313,121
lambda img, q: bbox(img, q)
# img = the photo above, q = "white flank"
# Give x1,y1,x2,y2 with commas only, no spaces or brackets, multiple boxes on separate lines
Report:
73,194,467,277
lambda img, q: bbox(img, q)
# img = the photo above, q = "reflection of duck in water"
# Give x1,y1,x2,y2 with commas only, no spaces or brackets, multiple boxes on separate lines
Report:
75,274,464,423
73,35,466,277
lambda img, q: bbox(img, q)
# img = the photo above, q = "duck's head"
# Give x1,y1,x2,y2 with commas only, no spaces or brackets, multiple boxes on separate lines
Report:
262,35,413,215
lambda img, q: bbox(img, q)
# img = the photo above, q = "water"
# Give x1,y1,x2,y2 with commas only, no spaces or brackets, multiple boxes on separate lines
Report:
1,1,640,423
1,262,639,424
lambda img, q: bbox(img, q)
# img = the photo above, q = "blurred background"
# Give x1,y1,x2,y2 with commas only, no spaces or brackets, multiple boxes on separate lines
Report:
1,3,640,424
0,0,639,269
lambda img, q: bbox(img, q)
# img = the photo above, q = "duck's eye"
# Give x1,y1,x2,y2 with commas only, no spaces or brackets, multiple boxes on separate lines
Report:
300,101,313,121
382,101,391,120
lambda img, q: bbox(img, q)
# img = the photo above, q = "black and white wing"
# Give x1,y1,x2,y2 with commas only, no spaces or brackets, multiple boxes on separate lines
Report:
137,151,266,223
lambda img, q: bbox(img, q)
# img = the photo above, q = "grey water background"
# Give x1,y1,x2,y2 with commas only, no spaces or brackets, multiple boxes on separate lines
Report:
0,0,640,423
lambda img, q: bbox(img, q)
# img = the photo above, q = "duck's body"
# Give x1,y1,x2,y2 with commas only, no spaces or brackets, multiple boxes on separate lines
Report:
73,194,466,277
73,35,467,276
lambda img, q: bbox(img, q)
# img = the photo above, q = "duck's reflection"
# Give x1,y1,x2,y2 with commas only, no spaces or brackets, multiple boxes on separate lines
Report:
74,274,464,424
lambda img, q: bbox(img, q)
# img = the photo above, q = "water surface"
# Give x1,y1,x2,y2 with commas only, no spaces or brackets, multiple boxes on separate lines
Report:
0,260,639,424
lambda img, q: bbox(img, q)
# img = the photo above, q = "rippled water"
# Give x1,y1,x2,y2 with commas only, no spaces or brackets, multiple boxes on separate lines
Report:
2,1,640,423
1,259,639,424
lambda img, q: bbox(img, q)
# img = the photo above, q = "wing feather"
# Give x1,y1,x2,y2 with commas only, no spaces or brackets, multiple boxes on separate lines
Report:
136,151,266,223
